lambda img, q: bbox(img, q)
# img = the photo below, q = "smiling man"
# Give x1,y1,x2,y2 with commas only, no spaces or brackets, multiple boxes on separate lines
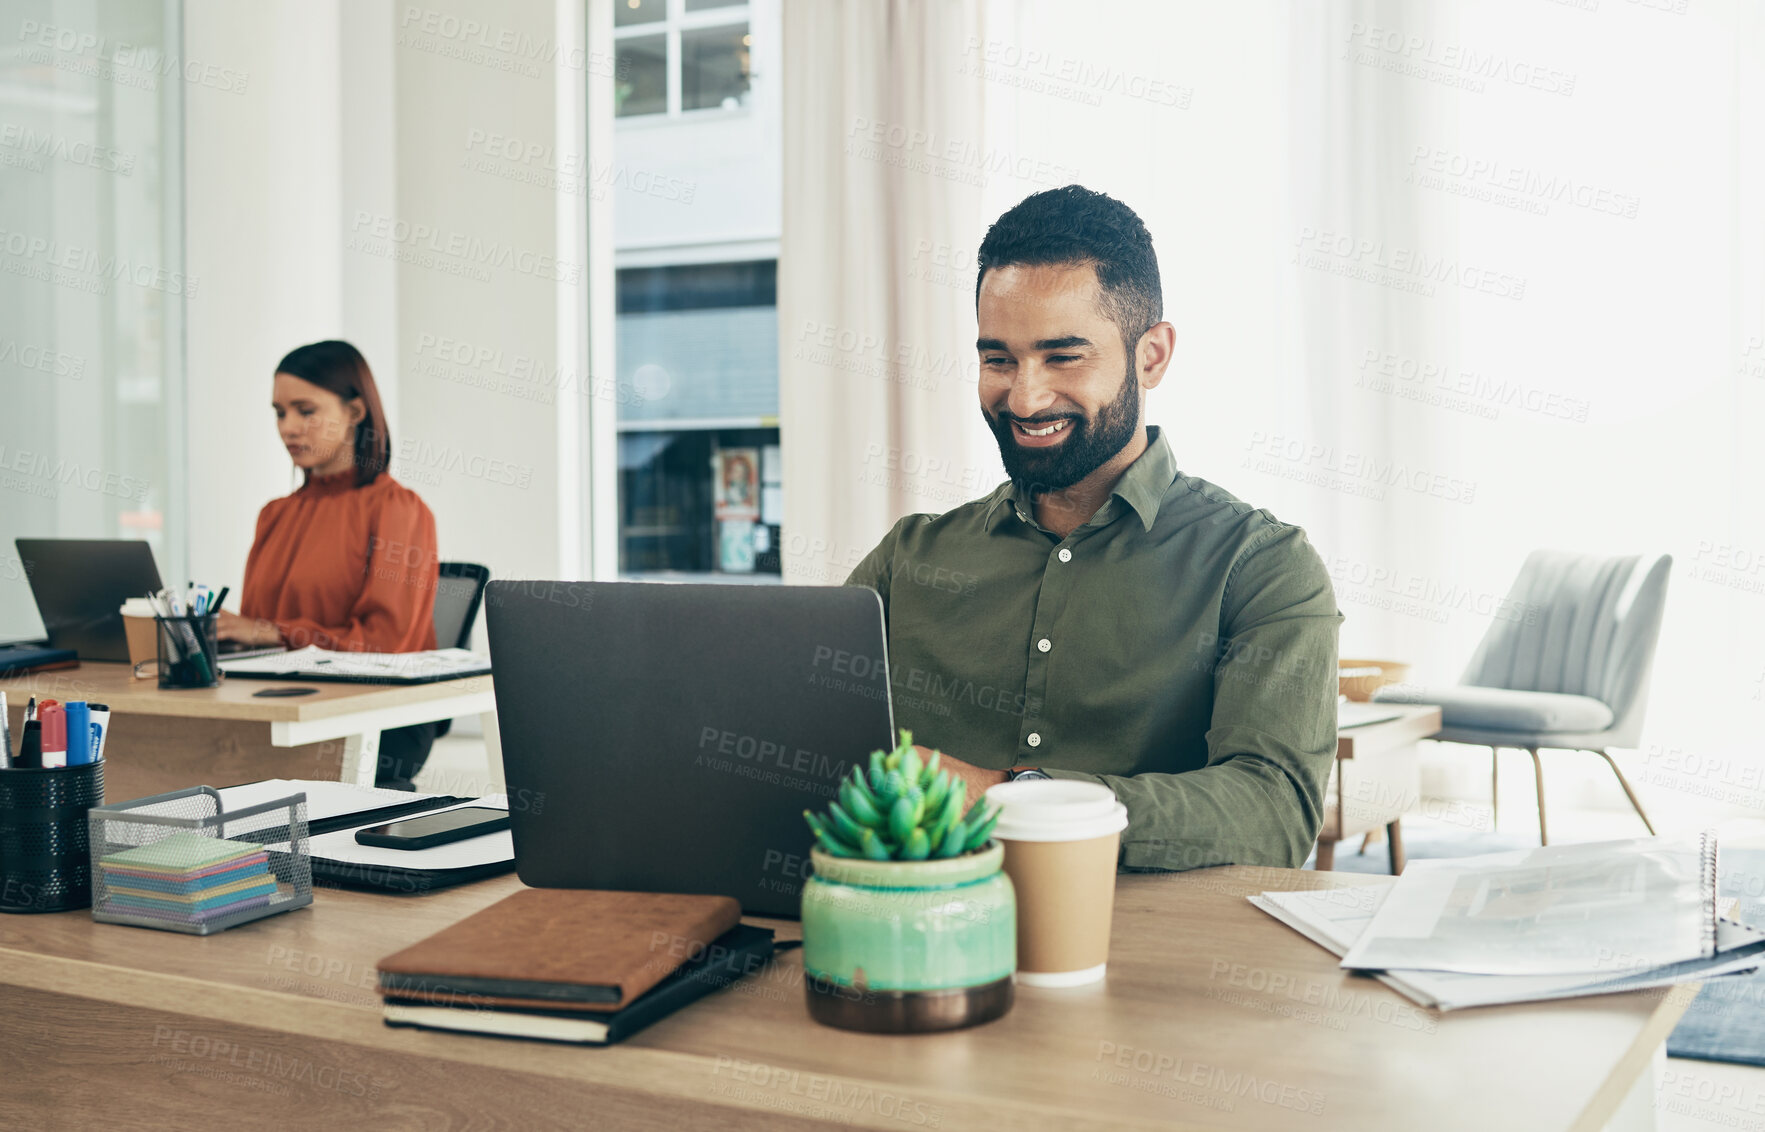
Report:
846,186,1342,870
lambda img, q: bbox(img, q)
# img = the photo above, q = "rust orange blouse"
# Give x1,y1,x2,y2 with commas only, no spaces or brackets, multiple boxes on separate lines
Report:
241,470,439,653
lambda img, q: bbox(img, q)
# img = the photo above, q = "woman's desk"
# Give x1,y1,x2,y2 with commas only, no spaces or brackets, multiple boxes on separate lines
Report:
1,662,496,800
0,867,1692,1130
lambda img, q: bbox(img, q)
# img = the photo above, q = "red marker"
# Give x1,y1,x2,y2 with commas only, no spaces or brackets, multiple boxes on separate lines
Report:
38,701,67,768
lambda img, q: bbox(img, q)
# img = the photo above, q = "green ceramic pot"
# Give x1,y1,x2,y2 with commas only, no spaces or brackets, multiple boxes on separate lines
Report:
801,842,1016,1033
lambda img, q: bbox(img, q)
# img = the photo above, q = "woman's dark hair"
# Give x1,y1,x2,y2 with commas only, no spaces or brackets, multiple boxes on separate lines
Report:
275,340,391,487
975,185,1163,356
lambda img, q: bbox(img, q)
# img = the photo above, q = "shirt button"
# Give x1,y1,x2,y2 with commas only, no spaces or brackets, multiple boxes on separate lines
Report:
1037,638,1051,653
1057,548,1072,563
1027,732,1042,748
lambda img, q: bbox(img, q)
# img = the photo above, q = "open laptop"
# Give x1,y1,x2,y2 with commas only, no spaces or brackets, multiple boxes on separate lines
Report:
484,581,896,917
14,538,163,662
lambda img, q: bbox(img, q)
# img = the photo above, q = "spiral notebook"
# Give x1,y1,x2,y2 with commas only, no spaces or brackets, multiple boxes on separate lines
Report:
1339,833,1723,977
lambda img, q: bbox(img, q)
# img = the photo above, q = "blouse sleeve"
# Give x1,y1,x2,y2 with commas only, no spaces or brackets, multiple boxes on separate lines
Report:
272,492,440,653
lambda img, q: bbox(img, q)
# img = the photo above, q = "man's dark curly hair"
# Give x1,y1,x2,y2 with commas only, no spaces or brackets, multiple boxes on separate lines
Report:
974,185,1163,355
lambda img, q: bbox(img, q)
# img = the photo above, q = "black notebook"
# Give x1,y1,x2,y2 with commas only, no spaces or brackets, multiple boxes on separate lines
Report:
381,924,775,1045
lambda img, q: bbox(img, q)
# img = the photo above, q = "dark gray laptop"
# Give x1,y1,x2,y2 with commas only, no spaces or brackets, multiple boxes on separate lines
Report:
15,538,163,662
484,581,896,917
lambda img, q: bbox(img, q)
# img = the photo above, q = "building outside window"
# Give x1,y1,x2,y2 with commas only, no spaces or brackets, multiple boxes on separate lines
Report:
614,0,753,120
610,0,780,581
616,262,779,577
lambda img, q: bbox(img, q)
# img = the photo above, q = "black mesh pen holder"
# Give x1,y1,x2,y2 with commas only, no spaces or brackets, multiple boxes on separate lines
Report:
0,761,105,913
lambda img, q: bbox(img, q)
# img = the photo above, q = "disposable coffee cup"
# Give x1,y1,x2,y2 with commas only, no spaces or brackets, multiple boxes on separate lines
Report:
118,599,158,677
985,779,1128,987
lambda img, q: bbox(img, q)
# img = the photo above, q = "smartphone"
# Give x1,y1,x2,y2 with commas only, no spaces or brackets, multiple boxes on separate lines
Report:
354,806,511,850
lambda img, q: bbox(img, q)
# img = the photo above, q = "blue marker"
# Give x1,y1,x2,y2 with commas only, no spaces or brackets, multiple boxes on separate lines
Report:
64,701,92,766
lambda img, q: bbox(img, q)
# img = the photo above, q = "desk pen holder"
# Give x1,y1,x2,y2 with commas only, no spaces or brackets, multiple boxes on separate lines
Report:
0,761,105,913
156,613,221,689
89,786,312,935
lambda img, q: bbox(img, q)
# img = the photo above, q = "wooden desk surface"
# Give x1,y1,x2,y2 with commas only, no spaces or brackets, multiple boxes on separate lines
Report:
1337,703,1441,759
0,661,493,724
0,865,1689,1131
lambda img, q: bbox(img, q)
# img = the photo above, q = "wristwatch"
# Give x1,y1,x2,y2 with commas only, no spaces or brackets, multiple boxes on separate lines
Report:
1007,767,1051,782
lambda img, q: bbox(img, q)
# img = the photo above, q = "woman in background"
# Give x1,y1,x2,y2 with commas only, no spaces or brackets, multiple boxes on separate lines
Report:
215,340,441,789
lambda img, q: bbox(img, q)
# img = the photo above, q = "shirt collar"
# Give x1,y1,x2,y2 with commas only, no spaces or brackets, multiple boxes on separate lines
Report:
983,426,1177,534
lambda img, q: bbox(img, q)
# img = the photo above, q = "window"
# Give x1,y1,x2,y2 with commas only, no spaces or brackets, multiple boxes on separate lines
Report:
0,0,186,639
614,0,751,119
616,262,779,578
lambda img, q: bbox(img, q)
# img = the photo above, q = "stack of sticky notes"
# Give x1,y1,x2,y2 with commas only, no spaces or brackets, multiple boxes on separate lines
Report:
99,832,278,925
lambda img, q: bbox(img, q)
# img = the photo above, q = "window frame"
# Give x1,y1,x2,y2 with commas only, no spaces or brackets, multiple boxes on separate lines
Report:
612,0,752,123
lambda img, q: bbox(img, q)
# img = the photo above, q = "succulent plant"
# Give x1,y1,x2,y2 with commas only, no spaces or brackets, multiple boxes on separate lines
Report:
803,731,1000,861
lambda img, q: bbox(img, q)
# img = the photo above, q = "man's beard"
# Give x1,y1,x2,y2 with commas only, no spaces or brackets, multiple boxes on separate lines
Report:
984,362,1140,495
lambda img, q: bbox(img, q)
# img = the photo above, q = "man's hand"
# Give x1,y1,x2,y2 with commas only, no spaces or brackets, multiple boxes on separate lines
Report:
915,744,1008,799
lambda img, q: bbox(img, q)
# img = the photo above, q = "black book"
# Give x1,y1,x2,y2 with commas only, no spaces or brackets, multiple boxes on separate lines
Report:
381,924,775,1045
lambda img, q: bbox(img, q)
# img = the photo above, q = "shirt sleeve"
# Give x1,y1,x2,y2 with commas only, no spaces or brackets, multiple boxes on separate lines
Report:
1045,523,1341,870
271,493,440,653
843,517,907,615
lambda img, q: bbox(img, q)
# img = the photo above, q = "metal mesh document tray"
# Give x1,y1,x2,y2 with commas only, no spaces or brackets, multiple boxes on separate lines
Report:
88,786,313,935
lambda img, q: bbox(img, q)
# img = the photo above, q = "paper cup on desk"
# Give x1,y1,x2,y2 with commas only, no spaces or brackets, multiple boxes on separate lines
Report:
985,779,1128,987
119,598,158,677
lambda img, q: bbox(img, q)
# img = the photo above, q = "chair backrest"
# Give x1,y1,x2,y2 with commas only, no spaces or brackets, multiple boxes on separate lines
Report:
1460,550,1672,747
434,562,491,651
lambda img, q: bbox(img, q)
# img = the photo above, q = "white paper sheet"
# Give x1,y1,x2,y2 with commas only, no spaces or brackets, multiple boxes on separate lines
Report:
216,779,448,824
1338,835,1714,976
1253,884,1764,1011
304,796,513,871
219,645,490,681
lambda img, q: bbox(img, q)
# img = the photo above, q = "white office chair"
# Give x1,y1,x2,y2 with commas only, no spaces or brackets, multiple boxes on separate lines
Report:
1373,551,1672,844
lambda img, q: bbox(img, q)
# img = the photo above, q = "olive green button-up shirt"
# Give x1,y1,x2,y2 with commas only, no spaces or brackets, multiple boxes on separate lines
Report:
845,426,1342,871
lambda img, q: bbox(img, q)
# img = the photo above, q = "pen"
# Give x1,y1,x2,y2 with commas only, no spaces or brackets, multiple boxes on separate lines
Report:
211,586,231,613
24,696,36,724
15,720,41,769
0,690,10,768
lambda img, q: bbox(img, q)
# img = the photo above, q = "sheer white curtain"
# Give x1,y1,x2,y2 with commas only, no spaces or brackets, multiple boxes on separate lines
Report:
778,0,1003,586
782,0,1765,810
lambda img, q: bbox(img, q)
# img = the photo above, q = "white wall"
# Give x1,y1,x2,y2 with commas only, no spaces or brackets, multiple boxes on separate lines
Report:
391,0,565,592
183,0,580,623
183,0,349,590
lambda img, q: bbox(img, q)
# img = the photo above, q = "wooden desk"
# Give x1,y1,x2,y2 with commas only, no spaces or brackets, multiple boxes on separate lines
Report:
2,663,497,801
1316,704,1442,873
0,866,1688,1130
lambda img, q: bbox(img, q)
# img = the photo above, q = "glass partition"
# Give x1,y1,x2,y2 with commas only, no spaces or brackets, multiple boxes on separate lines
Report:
0,0,185,641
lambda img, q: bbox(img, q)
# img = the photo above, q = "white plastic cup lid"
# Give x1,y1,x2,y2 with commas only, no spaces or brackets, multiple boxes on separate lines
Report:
985,779,1128,843
119,598,157,617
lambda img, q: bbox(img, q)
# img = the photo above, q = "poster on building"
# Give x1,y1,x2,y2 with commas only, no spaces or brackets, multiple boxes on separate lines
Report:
714,448,761,520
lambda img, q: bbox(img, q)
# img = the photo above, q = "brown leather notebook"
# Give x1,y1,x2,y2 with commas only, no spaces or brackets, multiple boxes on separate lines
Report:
377,888,742,1012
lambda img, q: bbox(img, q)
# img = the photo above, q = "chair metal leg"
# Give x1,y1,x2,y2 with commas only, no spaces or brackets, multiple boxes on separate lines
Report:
1491,746,1500,832
1528,747,1547,845
1593,749,1657,836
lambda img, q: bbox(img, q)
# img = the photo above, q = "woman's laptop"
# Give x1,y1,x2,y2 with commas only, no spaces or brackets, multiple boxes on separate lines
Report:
14,538,163,662
484,580,896,918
